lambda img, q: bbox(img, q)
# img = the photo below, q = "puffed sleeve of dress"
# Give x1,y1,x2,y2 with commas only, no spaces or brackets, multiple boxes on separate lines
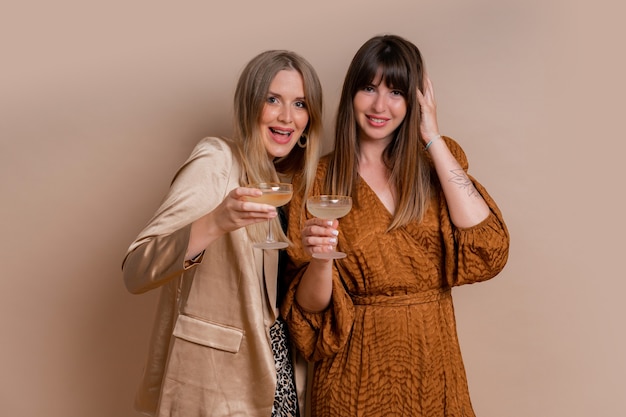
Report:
122,137,234,294
438,136,510,287
280,164,355,362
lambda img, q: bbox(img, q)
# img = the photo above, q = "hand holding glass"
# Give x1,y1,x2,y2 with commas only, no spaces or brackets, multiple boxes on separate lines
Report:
306,195,352,259
247,183,292,249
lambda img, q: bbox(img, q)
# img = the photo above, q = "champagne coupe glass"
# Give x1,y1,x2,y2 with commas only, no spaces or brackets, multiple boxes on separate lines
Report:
306,195,352,259
247,182,293,249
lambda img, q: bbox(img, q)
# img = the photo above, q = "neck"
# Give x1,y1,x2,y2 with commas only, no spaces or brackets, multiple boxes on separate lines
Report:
358,139,388,166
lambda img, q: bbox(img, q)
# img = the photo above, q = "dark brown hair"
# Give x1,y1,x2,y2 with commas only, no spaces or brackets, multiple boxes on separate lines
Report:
326,34,432,230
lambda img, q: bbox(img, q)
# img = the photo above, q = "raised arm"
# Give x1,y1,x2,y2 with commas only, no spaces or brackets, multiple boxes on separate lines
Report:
417,74,490,228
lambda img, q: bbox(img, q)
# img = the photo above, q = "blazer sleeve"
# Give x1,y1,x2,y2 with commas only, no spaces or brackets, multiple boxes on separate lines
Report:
122,137,234,294
439,136,510,287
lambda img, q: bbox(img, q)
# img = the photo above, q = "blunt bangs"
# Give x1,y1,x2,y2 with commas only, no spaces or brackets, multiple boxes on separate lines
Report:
355,47,412,96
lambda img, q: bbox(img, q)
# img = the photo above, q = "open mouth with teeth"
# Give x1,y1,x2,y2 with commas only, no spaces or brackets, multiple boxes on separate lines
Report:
270,127,292,136
269,127,295,145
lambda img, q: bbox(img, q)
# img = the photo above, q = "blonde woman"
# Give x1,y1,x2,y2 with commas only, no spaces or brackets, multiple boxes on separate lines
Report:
123,50,323,417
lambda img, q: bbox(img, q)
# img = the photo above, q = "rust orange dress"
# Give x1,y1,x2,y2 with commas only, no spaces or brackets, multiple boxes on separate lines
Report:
281,137,510,417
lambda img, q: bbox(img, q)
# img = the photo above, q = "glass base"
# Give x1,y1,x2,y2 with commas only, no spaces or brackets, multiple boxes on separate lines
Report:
254,241,289,250
312,251,347,260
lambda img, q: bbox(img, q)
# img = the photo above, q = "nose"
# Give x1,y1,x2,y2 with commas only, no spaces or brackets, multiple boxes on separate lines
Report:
277,104,292,123
372,93,385,113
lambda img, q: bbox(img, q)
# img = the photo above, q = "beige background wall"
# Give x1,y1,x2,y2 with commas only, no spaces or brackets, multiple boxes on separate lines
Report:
1,0,624,416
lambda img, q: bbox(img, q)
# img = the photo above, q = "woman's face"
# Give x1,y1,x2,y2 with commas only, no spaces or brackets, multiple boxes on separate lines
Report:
260,69,309,158
353,74,407,145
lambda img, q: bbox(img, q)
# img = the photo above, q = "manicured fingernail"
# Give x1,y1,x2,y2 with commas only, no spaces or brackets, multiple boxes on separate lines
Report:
331,230,339,236
326,220,333,226
329,238,337,244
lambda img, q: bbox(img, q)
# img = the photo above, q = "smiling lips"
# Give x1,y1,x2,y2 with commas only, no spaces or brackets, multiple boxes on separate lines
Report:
269,127,294,144
366,115,389,127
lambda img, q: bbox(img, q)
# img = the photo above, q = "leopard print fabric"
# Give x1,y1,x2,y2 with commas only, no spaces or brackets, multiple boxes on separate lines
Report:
270,317,299,417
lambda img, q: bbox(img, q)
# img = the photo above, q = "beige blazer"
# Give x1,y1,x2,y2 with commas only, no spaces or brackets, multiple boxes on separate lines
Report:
122,137,306,417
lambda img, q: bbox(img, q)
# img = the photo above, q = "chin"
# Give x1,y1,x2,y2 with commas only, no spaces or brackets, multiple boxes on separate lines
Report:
270,145,297,159
271,151,290,159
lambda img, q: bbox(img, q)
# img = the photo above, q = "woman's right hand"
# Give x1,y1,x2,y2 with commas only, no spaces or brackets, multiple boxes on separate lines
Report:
295,217,338,311
301,217,339,258
185,187,277,259
213,186,278,234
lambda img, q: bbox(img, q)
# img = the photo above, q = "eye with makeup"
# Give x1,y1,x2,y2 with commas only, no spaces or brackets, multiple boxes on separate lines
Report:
266,95,307,110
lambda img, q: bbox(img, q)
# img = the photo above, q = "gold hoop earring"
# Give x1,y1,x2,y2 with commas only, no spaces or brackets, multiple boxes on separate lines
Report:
297,134,308,148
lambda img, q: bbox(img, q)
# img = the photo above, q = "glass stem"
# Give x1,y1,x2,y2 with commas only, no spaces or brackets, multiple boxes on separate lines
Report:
267,219,274,243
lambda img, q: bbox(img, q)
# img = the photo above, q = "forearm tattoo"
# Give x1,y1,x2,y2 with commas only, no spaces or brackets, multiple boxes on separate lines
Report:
448,169,479,197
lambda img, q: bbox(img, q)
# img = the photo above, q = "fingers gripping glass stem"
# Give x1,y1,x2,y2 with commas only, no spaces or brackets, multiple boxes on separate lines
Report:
306,195,352,259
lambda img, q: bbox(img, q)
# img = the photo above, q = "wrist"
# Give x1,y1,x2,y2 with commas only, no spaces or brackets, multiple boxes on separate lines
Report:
424,134,442,151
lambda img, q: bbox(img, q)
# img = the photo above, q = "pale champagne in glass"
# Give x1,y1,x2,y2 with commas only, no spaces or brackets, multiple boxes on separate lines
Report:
247,182,293,249
306,195,352,259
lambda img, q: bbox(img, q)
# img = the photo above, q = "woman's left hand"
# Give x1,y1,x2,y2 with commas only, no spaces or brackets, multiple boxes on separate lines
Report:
416,73,441,143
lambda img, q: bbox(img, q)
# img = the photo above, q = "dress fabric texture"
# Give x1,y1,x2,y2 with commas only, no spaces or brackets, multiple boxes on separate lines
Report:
281,137,510,417
122,137,304,417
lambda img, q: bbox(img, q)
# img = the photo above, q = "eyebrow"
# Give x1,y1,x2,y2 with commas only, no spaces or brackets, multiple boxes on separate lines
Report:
267,91,306,101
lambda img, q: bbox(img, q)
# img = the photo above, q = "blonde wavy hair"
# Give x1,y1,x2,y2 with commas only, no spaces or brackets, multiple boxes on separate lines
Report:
226,50,323,243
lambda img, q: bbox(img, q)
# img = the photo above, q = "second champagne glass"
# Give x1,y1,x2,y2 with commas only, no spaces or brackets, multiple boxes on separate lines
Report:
306,195,352,259
247,182,293,249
